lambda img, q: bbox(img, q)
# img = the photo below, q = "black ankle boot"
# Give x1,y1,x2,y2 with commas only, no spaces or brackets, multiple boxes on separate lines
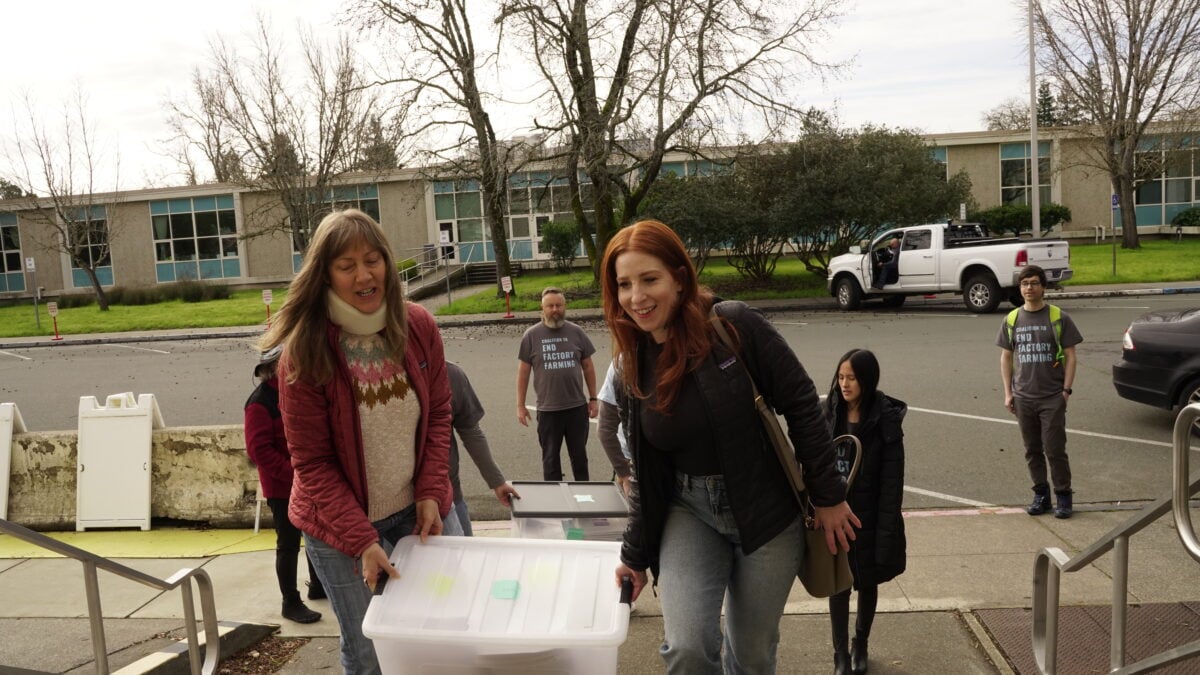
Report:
1027,485,1051,515
833,650,851,675
1054,490,1073,519
282,598,321,624
850,636,869,673
306,579,326,601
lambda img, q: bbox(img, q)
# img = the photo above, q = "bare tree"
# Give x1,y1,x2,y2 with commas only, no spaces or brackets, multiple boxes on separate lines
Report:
166,18,411,252
1034,0,1200,249
499,0,846,274
353,0,519,294
982,97,1033,131
2,92,122,309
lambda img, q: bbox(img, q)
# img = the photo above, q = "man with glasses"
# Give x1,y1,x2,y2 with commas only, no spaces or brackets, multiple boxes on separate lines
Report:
996,265,1083,518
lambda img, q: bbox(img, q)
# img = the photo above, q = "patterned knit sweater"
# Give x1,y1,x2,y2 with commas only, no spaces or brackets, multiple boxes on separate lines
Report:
339,331,420,522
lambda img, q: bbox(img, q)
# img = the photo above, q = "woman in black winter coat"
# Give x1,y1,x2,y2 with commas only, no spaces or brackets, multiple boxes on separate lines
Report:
824,349,907,675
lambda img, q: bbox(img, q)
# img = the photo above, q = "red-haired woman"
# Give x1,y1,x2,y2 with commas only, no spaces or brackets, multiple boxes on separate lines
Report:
602,219,859,674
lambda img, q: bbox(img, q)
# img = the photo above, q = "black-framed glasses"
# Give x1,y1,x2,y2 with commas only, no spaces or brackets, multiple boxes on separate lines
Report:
1019,280,1043,288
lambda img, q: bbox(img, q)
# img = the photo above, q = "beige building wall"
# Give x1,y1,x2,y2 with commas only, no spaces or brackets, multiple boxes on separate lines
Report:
946,144,1002,210
239,192,295,281
10,208,66,295
108,201,155,287
379,178,433,259
1056,138,1114,232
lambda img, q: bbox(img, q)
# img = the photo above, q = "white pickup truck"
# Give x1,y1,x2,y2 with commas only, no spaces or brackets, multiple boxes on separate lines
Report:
826,223,1073,313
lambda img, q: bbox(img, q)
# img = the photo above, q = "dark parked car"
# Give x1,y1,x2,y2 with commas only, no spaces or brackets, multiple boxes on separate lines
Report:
1112,308,1200,433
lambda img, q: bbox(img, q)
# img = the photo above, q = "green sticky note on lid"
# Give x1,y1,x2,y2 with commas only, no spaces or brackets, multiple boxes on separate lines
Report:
492,579,519,599
566,527,585,540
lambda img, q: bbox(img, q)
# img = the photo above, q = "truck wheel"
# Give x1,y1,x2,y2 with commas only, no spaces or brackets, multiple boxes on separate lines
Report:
964,274,1001,313
880,295,906,309
835,277,863,310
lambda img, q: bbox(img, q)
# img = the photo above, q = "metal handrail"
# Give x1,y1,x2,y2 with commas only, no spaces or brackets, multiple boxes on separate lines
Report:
1031,403,1200,674
0,519,220,675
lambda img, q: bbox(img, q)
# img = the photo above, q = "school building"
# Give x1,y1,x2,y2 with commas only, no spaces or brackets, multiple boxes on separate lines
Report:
1,127,1197,299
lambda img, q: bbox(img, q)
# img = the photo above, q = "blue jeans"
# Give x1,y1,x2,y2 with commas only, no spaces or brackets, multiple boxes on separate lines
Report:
453,496,473,536
658,473,803,675
304,505,463,675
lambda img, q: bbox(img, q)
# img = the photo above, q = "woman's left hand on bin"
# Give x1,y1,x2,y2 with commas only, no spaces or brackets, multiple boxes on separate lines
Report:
361,543,400,592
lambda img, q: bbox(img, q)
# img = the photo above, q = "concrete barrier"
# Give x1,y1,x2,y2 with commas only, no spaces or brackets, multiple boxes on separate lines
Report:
5,425,258,531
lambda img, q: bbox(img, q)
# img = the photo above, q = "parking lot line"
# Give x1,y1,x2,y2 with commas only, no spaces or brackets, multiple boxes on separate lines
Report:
908,405,1173,449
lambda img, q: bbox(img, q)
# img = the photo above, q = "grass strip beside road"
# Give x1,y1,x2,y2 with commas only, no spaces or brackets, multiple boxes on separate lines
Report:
0,239,1196,336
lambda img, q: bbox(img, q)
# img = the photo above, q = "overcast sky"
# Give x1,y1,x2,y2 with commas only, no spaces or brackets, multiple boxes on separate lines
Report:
1,0,1033,191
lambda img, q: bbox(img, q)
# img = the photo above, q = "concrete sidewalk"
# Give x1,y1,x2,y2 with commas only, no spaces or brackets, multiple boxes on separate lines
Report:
5,504,1200,673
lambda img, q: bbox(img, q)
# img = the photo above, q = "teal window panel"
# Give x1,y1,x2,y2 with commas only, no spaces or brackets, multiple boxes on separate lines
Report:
169,198,192,213
460,242,487,263
0,213,17,226
222,259,240,277
150,201,169,215
1135,205,1162,226
216,195,234,210
929,147,947,162
3,272,25,292
333,186,358,202
198,260,223,279
1037,141,1050,157
509,239,534,260
1166,203,1192,224
434,194,456,220
1000,143,1026,160
661,161,686,177
359,184,378,198
510,174,532,189
433,181,455,194
192,196,216,211
460,179,480,192
72,266,113,288
293,253,304,273
175,261,198,281
528,171,551,186
156,262,176,283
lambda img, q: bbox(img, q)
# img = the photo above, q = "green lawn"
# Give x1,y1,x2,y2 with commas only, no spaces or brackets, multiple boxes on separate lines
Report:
1062,238,1200,285
0,288,287,338
0,239,1196,337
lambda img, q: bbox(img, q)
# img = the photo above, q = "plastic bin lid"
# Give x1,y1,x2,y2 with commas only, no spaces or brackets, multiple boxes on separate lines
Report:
509,482,629,518
362,536,628,647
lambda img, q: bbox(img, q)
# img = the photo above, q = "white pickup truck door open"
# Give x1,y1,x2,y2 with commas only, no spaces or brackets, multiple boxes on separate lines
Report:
897,227,936,290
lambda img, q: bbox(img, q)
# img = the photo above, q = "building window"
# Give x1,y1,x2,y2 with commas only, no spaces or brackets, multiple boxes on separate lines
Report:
150,195,240,283
1000,141,1051,206
67,206,113,288
1128,140,1197,226
930,147,948,179
292,184,380,271
0,212,25,292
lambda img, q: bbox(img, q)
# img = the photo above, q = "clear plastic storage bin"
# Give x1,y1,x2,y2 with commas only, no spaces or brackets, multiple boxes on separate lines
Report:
509,481,629,541
362,535,631,675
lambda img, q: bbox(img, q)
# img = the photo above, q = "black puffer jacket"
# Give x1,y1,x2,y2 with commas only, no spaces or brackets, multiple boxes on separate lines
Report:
826,392,907,588
617,300,844,575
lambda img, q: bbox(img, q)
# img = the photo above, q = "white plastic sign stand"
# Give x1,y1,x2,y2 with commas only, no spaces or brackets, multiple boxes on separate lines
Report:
1,402,28,520
76,393,165,531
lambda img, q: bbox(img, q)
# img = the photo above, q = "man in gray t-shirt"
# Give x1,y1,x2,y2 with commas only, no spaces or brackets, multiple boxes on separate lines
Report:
996,265,1083,519
516,287,598,481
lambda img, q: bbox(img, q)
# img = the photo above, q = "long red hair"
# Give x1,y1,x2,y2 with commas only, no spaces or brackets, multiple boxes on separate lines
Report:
601,220,715,412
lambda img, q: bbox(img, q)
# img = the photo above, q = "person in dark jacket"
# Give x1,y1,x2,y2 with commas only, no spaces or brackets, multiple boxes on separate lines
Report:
823,349,907,675
603,219,859,674
244,346,325,624
261,209,459,675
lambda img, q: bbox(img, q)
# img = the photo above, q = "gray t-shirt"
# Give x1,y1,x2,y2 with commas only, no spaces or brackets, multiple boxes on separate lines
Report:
518,320,595,411
995,305,1083,399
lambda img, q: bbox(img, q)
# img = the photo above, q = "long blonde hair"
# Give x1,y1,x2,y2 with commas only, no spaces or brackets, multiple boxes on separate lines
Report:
260,209,408,384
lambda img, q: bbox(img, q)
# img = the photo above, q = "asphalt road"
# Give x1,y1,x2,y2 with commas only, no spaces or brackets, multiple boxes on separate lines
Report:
1,295,1195,523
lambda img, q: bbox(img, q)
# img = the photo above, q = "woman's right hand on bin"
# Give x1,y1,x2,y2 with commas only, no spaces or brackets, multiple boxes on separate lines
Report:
359,542,400,593
615,563,647,602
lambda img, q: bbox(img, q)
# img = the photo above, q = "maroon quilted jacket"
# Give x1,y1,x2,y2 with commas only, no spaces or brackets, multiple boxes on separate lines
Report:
279,303,453,557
